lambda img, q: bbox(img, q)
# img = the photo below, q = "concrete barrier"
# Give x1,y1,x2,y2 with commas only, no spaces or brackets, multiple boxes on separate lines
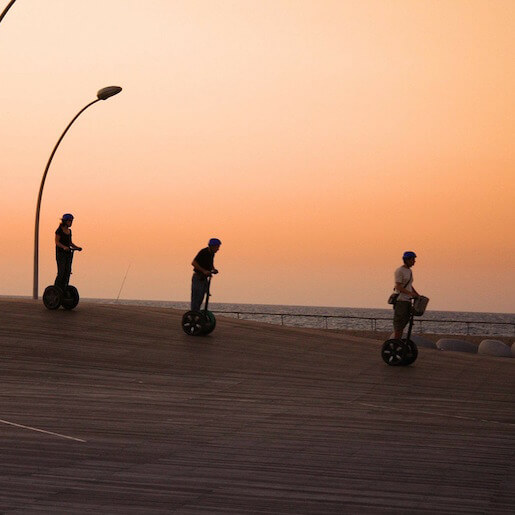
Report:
389,332,436,349
478,339,512,358
437,338,477,353
411,335,438,349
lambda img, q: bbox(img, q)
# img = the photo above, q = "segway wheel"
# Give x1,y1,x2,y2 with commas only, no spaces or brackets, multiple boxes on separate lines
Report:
401,339,418,366
381,339,407,366
202,310,216,335
43,285,63,310
182,311,206,336
62,285,80,310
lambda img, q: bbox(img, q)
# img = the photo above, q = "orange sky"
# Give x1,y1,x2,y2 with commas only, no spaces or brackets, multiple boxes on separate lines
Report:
1,0,514,312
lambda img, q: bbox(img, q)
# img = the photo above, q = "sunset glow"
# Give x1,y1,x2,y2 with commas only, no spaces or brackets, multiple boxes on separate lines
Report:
1,0,513,312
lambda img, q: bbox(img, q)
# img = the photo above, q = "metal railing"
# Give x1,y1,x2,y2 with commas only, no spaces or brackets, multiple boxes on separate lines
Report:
211,311,515,336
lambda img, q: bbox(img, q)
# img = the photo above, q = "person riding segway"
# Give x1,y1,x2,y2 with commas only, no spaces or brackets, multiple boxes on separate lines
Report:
382,251,429,365
181,238,221,336
42,213,83,310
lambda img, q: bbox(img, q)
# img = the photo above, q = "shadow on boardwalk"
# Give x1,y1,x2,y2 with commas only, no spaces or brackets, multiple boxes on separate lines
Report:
1,299,513,513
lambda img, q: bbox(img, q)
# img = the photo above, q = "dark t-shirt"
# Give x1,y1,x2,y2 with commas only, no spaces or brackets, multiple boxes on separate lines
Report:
55,226,71,254
193,247,214,273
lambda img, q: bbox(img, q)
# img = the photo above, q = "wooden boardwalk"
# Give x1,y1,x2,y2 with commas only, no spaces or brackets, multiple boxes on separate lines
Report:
0,298,513,514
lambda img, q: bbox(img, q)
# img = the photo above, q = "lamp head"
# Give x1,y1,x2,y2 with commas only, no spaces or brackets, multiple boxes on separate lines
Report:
97,86,122,100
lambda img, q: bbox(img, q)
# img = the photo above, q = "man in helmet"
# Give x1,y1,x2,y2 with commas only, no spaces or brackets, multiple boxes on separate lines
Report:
393,251,420,338
190,238,221,311
54,213,82,291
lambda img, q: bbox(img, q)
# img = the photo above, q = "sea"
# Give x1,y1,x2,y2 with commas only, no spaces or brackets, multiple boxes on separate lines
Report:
90,298,515,337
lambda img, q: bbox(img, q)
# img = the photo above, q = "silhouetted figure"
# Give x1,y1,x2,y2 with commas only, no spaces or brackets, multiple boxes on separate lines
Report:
54,213,82,290
393,251,420,338
191,238,221,311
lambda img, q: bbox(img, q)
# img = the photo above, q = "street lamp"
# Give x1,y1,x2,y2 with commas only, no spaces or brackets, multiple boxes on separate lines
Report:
33,86,122,299
0,0,17,25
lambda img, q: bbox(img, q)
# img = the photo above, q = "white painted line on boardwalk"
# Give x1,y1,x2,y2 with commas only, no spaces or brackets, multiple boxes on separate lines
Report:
0,418,86,442
359,403,515,427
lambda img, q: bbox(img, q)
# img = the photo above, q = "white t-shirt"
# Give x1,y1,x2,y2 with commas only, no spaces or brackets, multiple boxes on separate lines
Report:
394,266,413,301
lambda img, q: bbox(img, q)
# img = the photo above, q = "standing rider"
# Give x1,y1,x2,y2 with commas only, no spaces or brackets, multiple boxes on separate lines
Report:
191,238,221,311
55,213,82,291
393,251,420,339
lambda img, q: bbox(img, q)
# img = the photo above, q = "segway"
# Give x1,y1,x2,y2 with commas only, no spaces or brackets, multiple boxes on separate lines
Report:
43,249,80,310
182,274,217,336
381,296,429,366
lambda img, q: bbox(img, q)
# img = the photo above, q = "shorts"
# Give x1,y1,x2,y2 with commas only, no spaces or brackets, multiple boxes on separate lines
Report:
393,301,411,331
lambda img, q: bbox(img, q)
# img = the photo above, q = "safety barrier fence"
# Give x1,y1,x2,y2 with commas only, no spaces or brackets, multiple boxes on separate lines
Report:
211,311,515,336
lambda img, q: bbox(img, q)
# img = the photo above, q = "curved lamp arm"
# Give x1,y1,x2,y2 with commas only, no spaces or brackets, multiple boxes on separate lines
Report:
0,0,18,25
35,98,100,228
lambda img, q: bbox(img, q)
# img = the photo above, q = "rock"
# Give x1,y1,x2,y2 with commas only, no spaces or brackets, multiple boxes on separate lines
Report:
478,339,512,358
436,338,477,353
410,335,437,349
389,332,436,349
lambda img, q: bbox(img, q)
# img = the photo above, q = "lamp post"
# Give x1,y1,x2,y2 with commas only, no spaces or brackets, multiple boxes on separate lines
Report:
33,86,122,300
0,0,17,25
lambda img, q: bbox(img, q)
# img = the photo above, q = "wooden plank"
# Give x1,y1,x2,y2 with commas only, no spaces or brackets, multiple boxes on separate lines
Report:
0,298,513,513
